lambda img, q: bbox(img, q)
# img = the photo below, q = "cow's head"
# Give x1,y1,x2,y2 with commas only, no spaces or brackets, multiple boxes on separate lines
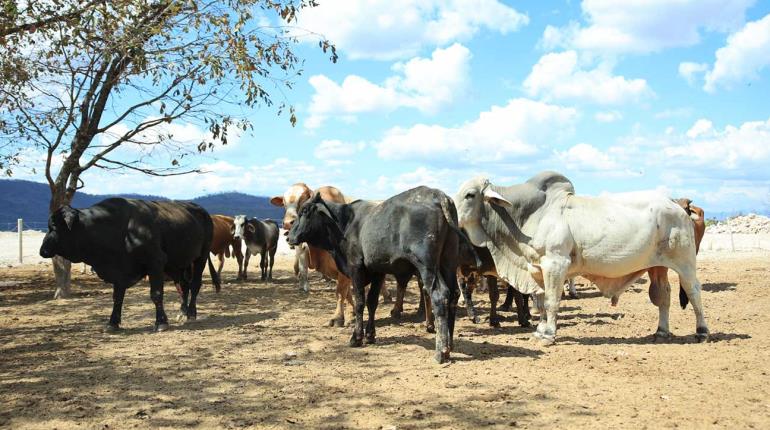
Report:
286,192,342,250
40,206,81,259
232,215,248,239
270,183,312,230
456,177,512,247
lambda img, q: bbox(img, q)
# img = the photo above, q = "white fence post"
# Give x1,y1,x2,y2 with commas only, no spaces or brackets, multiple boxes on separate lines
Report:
18,218,23,264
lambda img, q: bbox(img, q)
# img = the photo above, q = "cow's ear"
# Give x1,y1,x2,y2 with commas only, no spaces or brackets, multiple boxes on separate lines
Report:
270,196,284,207
62,206,79,230
483,189,513,208
246,223,256,233
310,192,323,204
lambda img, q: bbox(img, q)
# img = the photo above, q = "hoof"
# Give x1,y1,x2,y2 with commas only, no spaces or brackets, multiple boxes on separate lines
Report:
327,317,344,328
434,350,451,364
365,335,376,345
653,329,672,341
390,309,402,319
519,320,532,328
538,336,555,347
186,314,197,322
696,327,710,343
489,317,501,328
426,325,436,334
104,323,121,333
154,323,170,333
349,336,363,347
469,315,481,324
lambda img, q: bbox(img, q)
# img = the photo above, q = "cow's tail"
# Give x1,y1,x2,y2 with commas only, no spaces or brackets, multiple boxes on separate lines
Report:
208,255,221,293
439,194,482,269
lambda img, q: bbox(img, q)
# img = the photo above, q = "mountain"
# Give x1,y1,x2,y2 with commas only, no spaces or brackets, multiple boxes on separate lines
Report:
0,179,283,231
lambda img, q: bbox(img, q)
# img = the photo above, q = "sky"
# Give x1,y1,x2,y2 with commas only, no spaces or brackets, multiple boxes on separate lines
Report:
12,0,770,214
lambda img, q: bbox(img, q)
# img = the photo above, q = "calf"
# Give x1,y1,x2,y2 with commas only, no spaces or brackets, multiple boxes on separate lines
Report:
458,240,531,328
288,187,462,363
39,198,220,332
232,216,279,281
272,183,390,327
211,214,244,284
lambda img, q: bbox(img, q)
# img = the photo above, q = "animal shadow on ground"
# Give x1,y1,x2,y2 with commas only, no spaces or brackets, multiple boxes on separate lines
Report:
378,335,544,361
701,282,737,292
558,331,751,346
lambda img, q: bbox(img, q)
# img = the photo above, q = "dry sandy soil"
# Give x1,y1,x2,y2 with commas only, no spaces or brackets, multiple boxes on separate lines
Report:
1,251,769,429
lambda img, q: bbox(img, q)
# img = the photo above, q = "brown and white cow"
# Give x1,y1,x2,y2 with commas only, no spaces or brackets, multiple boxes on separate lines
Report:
271,183,391,326
210,215,244,283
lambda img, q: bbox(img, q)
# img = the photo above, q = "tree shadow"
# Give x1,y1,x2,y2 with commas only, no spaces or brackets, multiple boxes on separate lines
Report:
558,331,751,346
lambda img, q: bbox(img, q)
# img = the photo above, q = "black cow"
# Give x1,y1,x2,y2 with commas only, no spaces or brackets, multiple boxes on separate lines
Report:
287,187,463,363
458,240,531,328
232,215,279,281
39,198,221,332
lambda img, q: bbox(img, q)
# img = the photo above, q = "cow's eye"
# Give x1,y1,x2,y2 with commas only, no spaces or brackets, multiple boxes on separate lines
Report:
465,192,475,199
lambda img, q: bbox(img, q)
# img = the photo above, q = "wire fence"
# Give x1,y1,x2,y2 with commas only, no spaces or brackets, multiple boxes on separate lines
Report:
0,221,47,232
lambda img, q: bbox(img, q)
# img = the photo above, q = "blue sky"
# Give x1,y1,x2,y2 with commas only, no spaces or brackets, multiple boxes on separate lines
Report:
15,0,770,214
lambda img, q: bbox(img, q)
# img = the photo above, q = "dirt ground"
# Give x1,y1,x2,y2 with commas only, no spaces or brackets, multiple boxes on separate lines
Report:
1,252,769,429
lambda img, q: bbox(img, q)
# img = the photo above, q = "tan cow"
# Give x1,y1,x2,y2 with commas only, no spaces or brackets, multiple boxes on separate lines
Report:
271,183,391,326
210,215,244,285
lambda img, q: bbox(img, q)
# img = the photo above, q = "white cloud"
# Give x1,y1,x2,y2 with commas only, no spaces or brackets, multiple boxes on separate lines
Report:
594,110,622,123
557,143,620,171
542,0,753,55
704,13,770,92
375,98,578,164
313,139,365,165
295,0,528,60
663,117,770,171
678,62,709,85
306,44,471,128
523,51,652,105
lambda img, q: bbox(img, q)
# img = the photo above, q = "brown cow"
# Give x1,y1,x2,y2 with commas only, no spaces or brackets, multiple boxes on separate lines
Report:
647,199,706,311
271,183,391,326
210,215,244,283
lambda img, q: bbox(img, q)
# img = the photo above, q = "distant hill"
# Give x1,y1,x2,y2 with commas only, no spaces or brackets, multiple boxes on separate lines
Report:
0,179,283,231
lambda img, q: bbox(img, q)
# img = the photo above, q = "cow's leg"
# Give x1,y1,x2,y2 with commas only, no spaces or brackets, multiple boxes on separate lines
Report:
499,284,515,312
419,277,435,333
423,267,451,364
390,274,410,319
365,274,385,344
534,255,569,346
106,283,127,332
268,248,276,281
148,270,170,332
186,257,206,321
259,252,267,281
566,278,578,299
329,274,350,327
380,285,393,304
234,241,244,280
486,276,501,328
216,252,225,279
296,245,310,293
440,265,460,352
349,272,367,347
460,274,481,324
676,266,709,342
649,267,673,339
242,252,250,280
513,290,532,328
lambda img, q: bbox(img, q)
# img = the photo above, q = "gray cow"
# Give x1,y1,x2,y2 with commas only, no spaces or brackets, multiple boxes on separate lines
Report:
232,215,279,281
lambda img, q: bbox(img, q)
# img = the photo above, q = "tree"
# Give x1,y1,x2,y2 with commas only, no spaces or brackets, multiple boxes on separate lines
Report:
0,0,336,298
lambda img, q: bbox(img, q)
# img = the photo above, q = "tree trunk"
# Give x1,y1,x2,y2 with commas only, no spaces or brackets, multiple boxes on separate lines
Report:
52,256,72,299
49,182,76,299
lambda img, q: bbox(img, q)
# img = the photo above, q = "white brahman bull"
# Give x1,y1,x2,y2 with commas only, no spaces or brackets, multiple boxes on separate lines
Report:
455,171,708,346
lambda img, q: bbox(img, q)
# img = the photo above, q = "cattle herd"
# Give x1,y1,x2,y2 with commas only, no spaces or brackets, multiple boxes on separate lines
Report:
40,170,708,364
